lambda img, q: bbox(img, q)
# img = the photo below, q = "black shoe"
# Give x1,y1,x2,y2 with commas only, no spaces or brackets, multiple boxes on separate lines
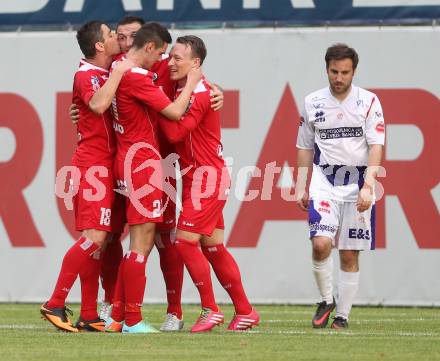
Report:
312,297,336,328
331,316,348,329
75,317,106,332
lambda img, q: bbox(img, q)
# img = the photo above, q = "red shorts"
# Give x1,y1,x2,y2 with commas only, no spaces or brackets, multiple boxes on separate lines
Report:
73,166,124,233
177,179,229,236
115,160,164,225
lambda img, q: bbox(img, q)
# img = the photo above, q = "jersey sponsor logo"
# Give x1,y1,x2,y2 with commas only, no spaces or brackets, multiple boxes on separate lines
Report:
312,102,325,109
349,228,370,240
318,200,331,214
314,110,325,123
309,222,336,234
319,127,363,140
113,121,124,134
375,122,385,133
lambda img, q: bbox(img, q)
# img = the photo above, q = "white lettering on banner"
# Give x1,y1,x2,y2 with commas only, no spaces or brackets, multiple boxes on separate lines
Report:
290,0,316,8
353,0,440,6
158,0,315,10
64,0,142,12
157,0,174,10
63,0,84,12
199,0,221,9
0,0,49,13
243,0,260,8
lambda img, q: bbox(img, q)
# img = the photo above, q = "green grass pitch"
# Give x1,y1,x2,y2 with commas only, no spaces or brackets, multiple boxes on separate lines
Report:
1,304,439,361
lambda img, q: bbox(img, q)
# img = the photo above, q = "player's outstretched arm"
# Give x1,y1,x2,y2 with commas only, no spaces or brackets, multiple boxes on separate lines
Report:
357,144,383,212
88,58,135,115
160,67,202,120
205,81,224,111
295,148,313,211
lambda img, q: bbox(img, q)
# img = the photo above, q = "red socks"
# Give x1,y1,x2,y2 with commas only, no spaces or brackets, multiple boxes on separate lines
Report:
175,238,218,311
110,256,126,323
79,250,102,320
123,251,147,327
47,237,99,309
202,244,252,315
100,237,123,304
156,232,184,319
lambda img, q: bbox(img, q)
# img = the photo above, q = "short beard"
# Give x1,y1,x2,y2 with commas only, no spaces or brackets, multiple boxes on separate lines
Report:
330,82,351,95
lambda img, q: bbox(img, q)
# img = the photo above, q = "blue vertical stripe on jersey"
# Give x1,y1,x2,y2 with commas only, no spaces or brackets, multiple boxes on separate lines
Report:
308,200,322,238
313,143,321,166
370,204,376,250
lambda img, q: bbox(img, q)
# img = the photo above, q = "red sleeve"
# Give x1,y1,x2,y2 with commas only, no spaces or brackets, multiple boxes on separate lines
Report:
129,70,171,112
76,71,96,106
158,91,209,143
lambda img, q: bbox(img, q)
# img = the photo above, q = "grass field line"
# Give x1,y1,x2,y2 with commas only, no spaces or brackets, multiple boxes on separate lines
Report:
2,324,440,338
0,324,48,329
248,330,440,337
265,318,440,323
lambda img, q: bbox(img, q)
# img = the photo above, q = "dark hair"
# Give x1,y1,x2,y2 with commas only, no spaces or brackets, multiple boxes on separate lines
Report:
325,43,359,70
76,20,108,58
132,22,172,50
176,35,207,65
116,15,145,30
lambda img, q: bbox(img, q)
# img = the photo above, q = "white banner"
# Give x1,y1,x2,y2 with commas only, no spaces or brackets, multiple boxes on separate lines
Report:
0,27,439,305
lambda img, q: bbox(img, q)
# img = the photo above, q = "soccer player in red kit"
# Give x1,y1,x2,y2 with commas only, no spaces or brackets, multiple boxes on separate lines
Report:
158,36,260,332
40,21,133,332
69,16,223,331
103,23,202,333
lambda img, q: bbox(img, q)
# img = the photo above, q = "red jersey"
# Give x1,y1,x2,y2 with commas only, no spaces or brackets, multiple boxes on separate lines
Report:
150,55,177,157
151,54,175,99
71,60,115,167
111,62,172,164
158,78,226,182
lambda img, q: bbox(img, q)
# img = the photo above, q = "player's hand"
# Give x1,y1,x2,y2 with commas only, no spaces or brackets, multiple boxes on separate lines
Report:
187,66,202,87
206,81,224,111
69,103,79,125
296,191,310,212
357,184,373,212
113,58,135,73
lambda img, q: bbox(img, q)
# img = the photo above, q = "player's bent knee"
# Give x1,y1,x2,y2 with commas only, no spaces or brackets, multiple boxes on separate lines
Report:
311,236,332,259
83,229,108,248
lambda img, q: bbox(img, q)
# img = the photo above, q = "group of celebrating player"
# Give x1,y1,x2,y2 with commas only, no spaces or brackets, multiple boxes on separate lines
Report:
40,16,259,334
39,14,385,334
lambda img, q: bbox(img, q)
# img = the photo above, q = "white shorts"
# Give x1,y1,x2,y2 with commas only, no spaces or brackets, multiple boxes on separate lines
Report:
308,198,376,250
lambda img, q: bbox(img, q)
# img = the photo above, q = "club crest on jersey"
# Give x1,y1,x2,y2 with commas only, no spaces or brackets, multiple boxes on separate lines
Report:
152,72,158,81
91,75,100,91
184,94,196,114
314,110,325,123
318,200,331,214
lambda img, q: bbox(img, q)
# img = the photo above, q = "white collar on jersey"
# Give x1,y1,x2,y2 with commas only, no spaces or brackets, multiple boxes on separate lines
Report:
176,78,206,94
78,59,109,73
